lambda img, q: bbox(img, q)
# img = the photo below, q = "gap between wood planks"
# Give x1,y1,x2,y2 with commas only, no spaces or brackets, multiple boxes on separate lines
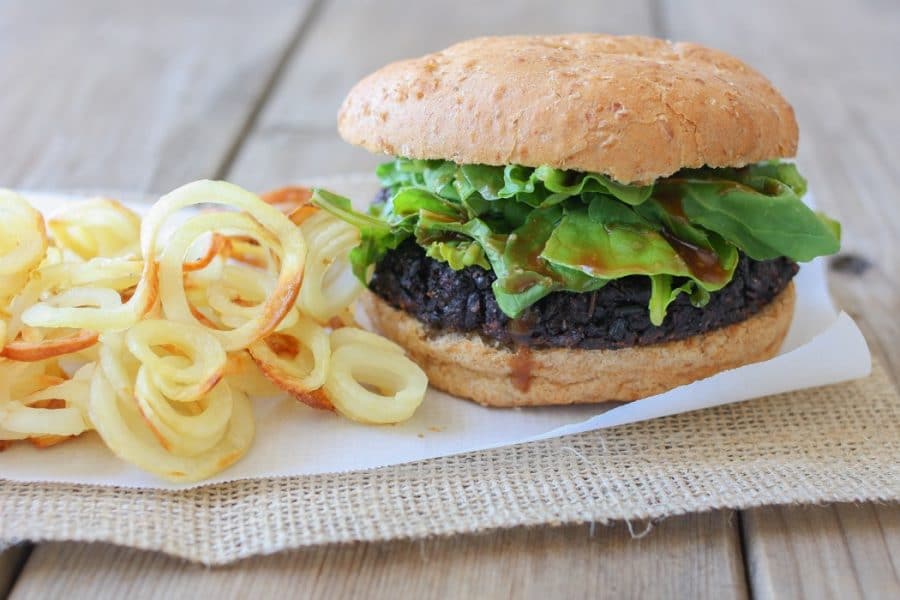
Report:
212,0,326,181
0,545,30,599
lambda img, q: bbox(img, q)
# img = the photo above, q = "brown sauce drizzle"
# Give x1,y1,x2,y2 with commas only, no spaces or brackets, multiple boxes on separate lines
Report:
660,230,729,284
654,187,687,219
508,310,538,344
506,236,548,274
567,249,608,275
502,225,562,294
508,346,534,393
504,271,547,294
507,312,537,393
654,185,729,284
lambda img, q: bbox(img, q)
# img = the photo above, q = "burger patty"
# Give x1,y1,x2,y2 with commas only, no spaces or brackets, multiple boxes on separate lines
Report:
369,239,798,350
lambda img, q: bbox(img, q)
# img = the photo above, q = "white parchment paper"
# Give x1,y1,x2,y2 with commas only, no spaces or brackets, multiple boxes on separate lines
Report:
0,188,871,489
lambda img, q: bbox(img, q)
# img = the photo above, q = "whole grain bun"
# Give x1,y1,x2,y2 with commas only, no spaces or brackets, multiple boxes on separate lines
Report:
361,282,795,407
339,34,798,184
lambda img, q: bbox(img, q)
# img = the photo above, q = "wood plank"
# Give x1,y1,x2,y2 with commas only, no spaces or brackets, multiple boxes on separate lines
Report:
227,0,657,188
660,0,900,382
742,504,900,600
0,0,316,193
8,512,747,600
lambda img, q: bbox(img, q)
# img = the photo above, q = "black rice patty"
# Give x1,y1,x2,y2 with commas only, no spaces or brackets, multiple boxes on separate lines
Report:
369,239,798,350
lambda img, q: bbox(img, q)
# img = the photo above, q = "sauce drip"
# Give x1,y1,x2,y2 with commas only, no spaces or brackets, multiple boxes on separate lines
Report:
508,309,539,345
660,230,729,284
654,185,729,284
501,214,562,294
506,236,547,274
508,346,534,393
654,186,687,219
507,310,536,393
504,271,547,294
567,250,608,275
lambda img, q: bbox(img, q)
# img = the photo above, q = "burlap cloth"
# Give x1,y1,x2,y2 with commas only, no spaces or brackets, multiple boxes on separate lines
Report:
0,355,896,565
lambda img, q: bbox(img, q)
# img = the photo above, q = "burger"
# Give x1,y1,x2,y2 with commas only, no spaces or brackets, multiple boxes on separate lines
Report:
314,34,841,407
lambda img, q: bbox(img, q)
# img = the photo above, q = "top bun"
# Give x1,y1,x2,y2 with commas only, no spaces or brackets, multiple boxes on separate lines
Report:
338,35,798,184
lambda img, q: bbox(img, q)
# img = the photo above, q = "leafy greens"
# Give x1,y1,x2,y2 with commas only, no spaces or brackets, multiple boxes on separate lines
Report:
313,158,840,325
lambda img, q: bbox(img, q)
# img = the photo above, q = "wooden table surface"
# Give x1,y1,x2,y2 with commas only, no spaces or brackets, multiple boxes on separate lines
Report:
1,0,898,597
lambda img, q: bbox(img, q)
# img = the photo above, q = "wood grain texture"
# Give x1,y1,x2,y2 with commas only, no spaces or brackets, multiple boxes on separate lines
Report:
226,0,656,188
2,0,899,597
0,0,315,193
8,513,747,600
742,504,900,600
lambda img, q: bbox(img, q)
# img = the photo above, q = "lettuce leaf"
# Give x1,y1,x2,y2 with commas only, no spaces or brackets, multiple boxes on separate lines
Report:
377,158,653,208
660,164,841,261
425,240,490,270
540,208,735,325
312,189,408,281
314,159,841,324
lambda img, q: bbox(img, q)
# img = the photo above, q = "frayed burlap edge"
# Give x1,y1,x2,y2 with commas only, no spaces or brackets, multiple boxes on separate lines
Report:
2,358,898,565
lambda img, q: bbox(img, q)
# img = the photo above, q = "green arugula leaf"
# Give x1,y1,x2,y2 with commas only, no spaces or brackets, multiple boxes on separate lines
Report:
663,163,840,261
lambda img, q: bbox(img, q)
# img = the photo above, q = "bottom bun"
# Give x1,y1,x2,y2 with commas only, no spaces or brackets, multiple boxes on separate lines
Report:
361,282,796,408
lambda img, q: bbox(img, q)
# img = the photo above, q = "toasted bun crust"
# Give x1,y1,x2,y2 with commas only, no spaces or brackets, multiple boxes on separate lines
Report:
361,282,795,407
339,34,798,184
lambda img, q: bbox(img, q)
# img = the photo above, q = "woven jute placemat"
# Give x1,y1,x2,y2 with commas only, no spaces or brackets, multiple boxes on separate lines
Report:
1,357,897,565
